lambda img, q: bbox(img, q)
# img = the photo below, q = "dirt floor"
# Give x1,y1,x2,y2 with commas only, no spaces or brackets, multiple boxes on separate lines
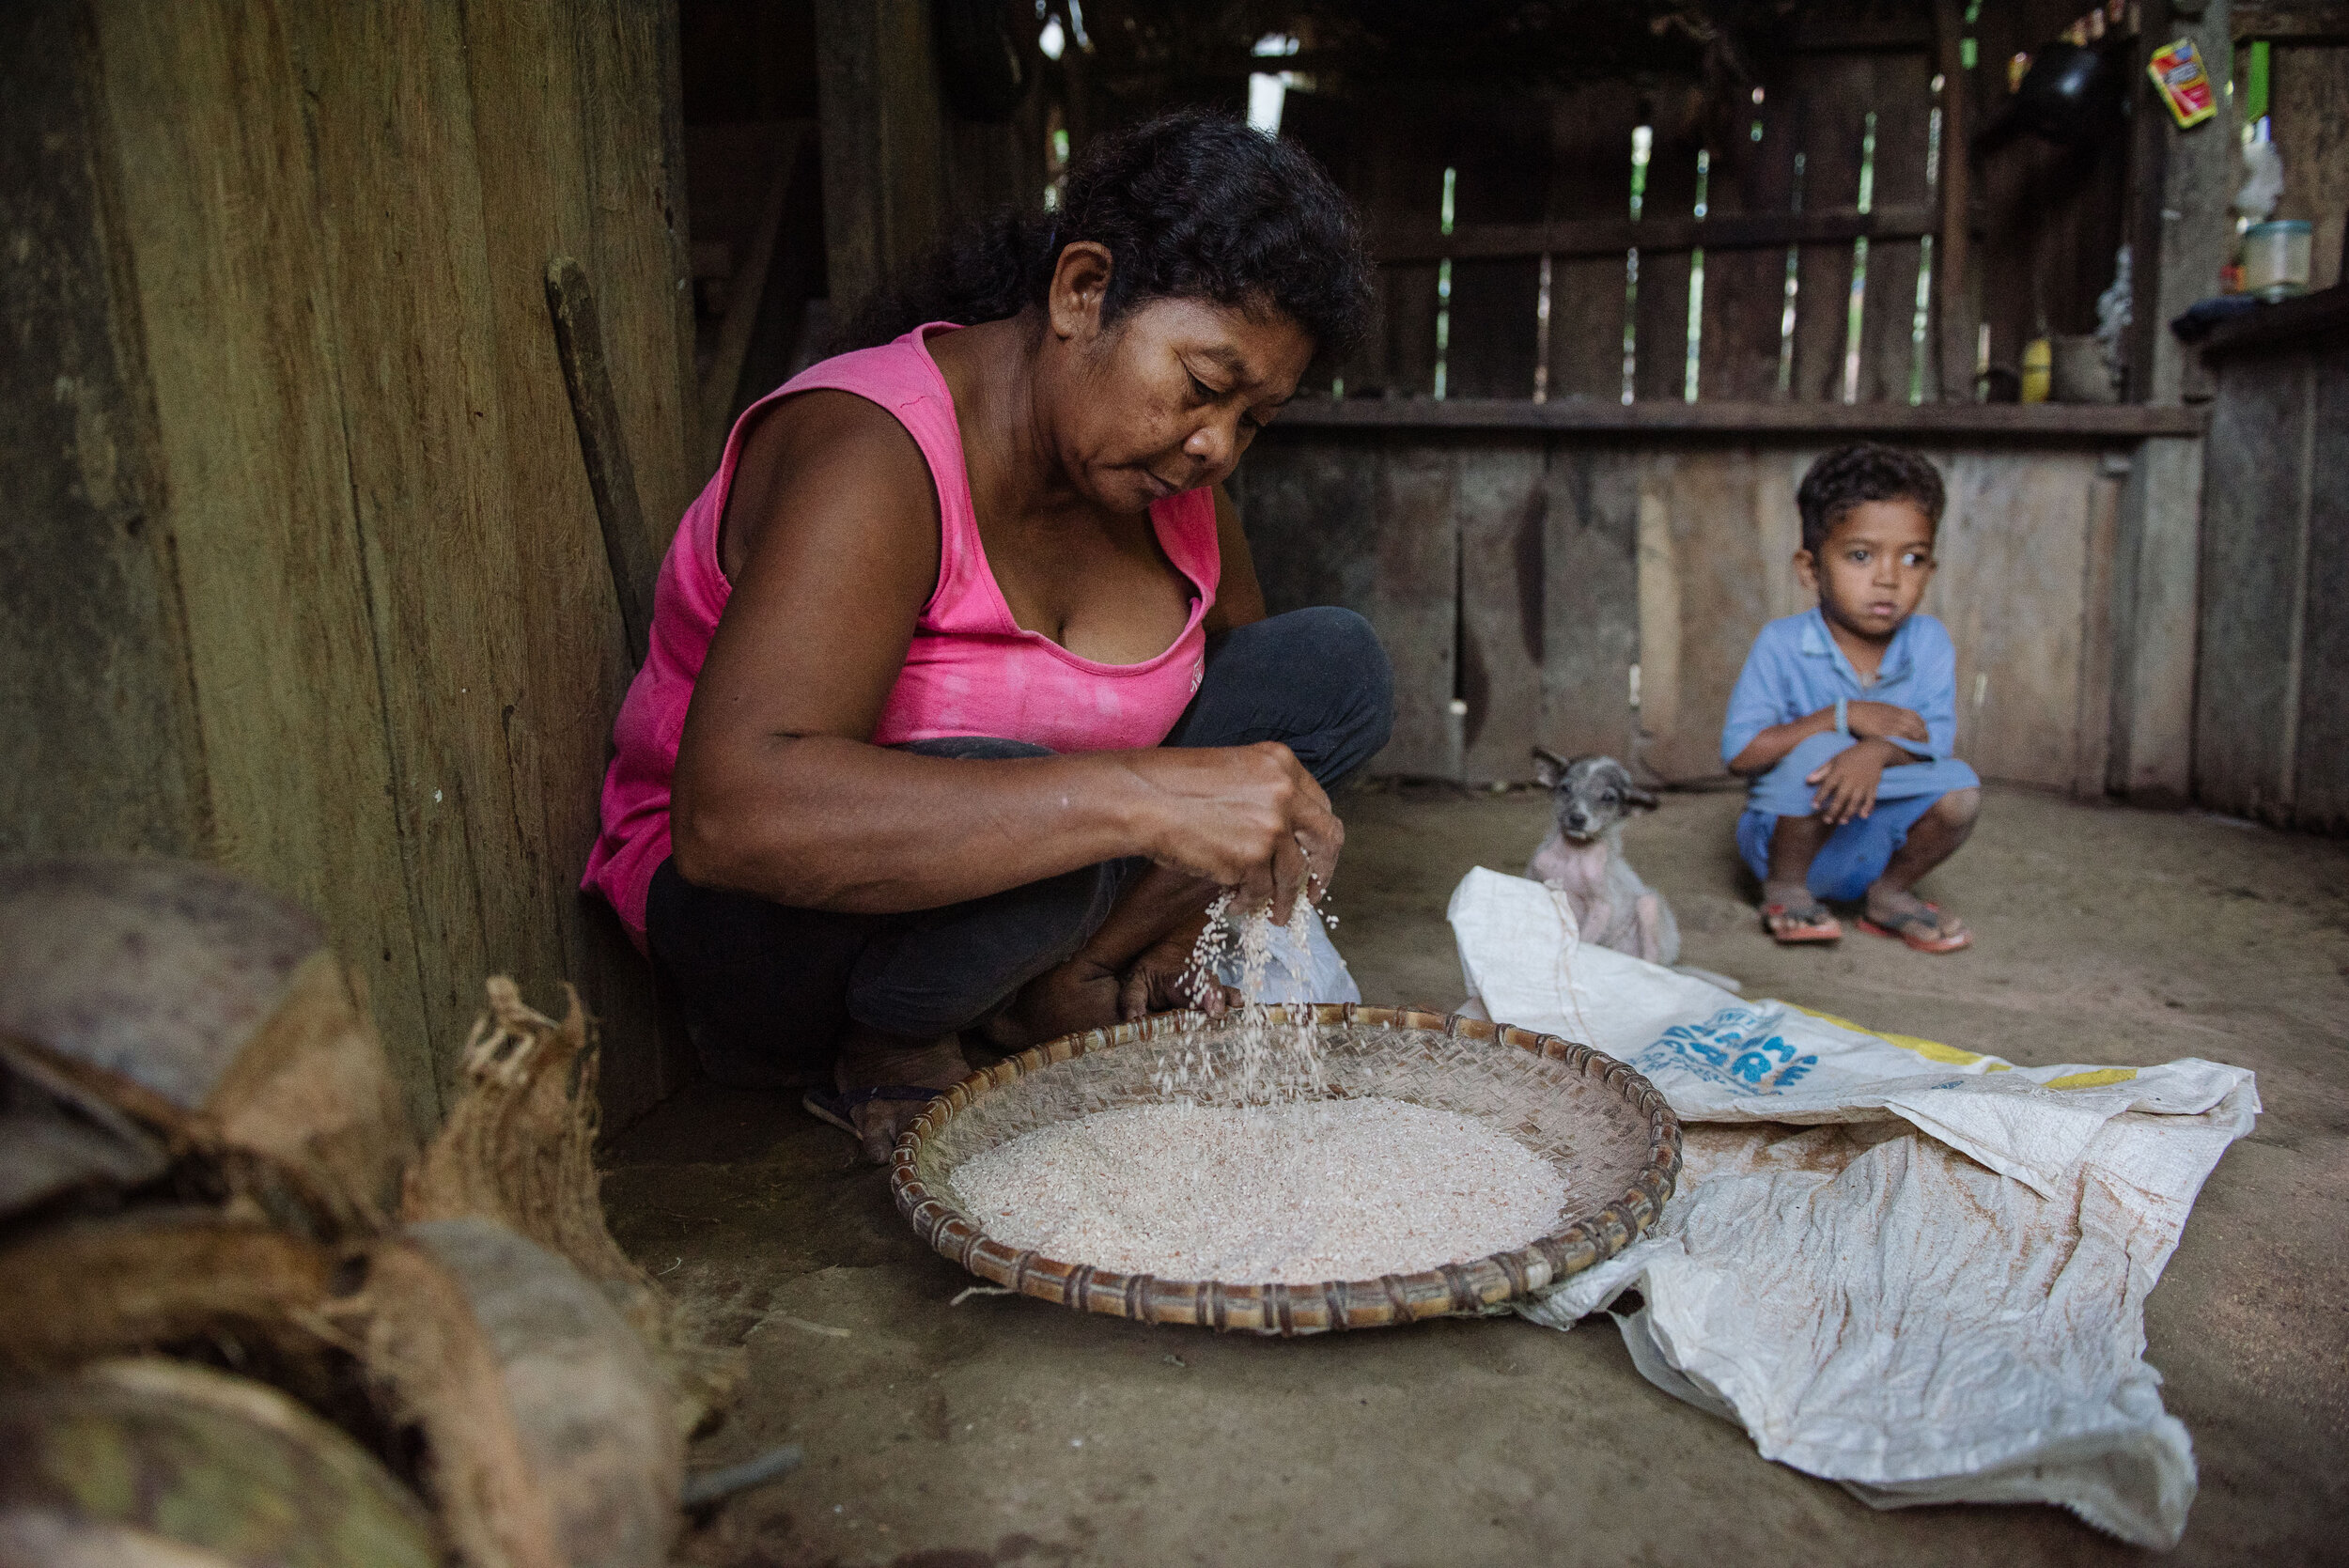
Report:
606,784,2349,1567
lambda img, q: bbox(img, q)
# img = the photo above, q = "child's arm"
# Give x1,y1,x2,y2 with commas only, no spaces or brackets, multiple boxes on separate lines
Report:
1721,636,1803,775
1805,625,1963,824
1727,708,1836,776
1727,703,1928,776
1898,619,1962,760
1721,625,1928,776
1806,737,1911,823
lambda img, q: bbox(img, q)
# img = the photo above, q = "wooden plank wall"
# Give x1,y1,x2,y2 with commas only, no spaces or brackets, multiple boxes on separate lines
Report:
1236,436,2131,797
2,1,211,866
1283,0,2144,412
1240,2,2212,807
811,0,1048,325
2,0,697,1131
2196,325,2349,833
2269,43,2349,290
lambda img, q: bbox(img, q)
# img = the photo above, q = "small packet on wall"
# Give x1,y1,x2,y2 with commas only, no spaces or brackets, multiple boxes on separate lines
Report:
2148,39,2217,129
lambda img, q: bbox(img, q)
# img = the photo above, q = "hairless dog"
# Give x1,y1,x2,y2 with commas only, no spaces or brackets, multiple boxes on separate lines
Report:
1525,751,1682,968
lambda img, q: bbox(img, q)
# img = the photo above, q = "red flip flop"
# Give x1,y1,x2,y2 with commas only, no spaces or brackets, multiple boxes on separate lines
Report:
1762,899,1843,944
1857,903,1972,954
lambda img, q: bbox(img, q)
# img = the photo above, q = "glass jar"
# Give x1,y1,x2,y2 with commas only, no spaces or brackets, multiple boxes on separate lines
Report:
2242,220,2313,303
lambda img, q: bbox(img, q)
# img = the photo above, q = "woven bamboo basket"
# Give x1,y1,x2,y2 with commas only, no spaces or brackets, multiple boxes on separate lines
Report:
890,1004,1681,1335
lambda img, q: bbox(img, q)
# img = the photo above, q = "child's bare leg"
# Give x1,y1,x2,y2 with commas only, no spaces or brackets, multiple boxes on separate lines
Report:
1762,813,1833,912
1864,788,1981,936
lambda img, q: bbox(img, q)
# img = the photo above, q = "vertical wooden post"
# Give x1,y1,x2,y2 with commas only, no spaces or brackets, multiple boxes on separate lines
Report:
2131,0,2240,404
653,0,699,470
2073,458,2126,800
2109,1,2235,802
1932,0,1975,401
2125,2,2176,405
548,256,659,669
813,0,949,325
1,0,212,862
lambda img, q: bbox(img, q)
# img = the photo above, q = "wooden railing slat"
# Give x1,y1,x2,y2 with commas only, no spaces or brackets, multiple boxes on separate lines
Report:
1373,202,1942,264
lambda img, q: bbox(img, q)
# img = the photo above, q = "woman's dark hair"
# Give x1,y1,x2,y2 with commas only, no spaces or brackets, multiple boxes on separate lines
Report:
841,108,1372,365
1796,442,1948,556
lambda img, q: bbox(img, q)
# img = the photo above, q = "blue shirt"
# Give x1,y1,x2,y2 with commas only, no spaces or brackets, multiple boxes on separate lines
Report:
1720,609,1958,768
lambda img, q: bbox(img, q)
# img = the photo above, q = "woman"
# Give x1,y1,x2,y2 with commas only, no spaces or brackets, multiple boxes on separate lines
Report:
584,111,1392,1161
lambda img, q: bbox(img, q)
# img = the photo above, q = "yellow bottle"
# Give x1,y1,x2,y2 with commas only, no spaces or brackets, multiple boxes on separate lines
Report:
2020,337,2052,404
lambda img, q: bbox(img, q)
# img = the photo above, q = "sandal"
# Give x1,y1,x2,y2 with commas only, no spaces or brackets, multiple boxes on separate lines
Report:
1761,897,1843,944
1857,902,1972,954
801,1084,948,1138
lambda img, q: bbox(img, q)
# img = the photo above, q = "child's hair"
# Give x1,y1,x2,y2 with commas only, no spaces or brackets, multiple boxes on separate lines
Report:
1796,443,1947,556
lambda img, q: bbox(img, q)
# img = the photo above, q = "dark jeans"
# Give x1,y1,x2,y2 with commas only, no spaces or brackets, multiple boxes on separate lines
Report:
646,606,1395,1086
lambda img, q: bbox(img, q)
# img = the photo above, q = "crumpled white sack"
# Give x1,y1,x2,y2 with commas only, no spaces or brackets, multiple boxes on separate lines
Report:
1212,902,1359,1006
1448,866,2257,1549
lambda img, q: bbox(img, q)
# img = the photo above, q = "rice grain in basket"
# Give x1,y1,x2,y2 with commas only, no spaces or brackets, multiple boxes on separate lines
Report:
949,1097,1566,1282
957,894,1565,1283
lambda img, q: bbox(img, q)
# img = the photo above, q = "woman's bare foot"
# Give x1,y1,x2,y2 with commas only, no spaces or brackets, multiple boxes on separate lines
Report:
832,1023,970,1163
983,932,1237,1053
982,956,1124,1053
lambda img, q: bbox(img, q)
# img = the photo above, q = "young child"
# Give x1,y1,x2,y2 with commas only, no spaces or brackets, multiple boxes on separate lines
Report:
1721,443,1982,952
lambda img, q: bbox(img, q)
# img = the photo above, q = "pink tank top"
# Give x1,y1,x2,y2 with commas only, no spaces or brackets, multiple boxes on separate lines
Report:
583,323,1220,946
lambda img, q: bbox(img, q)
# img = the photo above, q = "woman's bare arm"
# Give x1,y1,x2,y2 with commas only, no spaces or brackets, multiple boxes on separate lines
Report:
669,396,1335,915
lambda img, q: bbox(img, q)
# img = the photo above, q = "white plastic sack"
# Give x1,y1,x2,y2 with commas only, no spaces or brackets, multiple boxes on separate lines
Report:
1448,866,2257,1549
1213,902,1360,1006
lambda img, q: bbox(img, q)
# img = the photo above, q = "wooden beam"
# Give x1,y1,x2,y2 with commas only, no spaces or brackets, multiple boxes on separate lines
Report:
1374,203,1942,265
2106,2,2234,803
2232,3,2349,40
1786,6,1937,52
695,124,808,466
2074,458,2127,799
2124,0,2242,406
2125,5,2175,404
547,256,658,667
1268,397,2208,438
2195,281,2349,356
813,0,949,321
1934,0,1976,401
1,0,211,861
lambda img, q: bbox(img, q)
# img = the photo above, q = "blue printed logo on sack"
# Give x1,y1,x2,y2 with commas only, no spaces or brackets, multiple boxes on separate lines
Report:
1632,1005,1818,1094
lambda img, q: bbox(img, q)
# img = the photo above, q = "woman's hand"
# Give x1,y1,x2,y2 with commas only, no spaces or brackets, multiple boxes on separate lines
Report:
1808,738,1906,824
1122,742,1343,920
1845,701,1929,746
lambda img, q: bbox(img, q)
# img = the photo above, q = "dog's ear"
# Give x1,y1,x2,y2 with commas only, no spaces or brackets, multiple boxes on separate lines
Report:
1625,784,1662,812
1532,747,1568,789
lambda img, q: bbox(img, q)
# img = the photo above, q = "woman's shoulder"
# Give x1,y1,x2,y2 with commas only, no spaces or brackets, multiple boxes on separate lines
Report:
779,332,940,408
739,386,930,490
721,385,938,577
749,329,965,488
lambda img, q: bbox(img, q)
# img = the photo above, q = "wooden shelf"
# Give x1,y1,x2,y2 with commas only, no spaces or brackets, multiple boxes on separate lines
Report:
2196,287,2349,360
1268,398,2208,440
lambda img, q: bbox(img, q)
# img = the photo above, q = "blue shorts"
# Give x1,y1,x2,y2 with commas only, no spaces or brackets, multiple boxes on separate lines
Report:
1736,733,1978,902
